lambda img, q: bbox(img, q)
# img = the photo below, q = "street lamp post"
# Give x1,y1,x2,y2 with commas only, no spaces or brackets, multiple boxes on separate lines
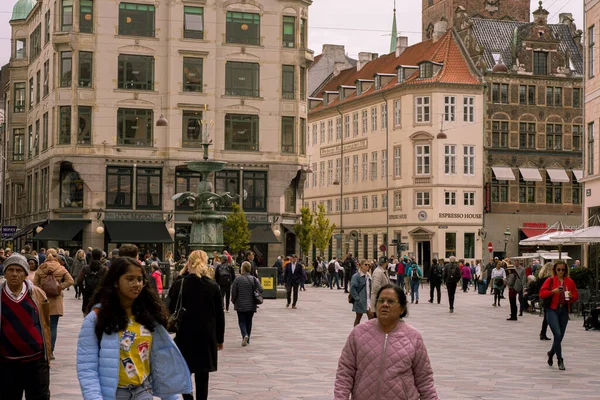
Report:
503,227,512,258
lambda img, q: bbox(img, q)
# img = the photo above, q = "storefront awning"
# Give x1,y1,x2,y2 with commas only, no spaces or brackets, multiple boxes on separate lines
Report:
7,220,48,240
282,224,296,235
573,169,583,182
546,169,569,183
519,167,543,182
521,228,561,238
250,225,280,244
492,167,516,181
34,220,90,241
104,221,173,243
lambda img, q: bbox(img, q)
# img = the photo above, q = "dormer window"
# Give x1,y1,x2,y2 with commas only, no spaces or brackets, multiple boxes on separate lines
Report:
419,63,433,78
375,76,381,90
397,68,404,83
339,88,345,101
323,92,329,105
357,84,363,96
533,51,548,75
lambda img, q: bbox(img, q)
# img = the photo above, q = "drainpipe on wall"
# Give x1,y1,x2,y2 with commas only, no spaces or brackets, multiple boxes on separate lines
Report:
482,82,488,261
381,92,390,256
336,105,344,257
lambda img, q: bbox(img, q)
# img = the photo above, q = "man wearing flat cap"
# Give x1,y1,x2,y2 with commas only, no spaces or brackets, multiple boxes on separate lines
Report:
0,254,51,399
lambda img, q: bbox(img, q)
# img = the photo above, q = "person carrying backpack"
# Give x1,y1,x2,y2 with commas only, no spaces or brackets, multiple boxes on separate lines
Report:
342,253,357,293
406,261,423,304
76,248,108,316
443,256,461,313
428,258,443,304
328,257,341,290
214,255,236,312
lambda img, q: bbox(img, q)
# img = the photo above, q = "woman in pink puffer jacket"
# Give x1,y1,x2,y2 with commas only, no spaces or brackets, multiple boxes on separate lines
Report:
334,284,439,400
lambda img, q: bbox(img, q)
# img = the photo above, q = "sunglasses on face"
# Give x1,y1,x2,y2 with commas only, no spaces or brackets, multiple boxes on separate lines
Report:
556,268,565,272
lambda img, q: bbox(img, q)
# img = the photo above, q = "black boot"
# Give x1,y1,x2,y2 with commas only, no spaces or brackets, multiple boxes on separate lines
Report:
540,334,551,341
558,357,565,370
547,350,554,367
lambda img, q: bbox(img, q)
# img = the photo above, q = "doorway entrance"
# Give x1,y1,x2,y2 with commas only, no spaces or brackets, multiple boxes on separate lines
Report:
417,241,431,275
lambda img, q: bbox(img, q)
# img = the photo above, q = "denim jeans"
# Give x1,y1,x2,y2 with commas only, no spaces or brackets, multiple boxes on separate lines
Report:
396,274,405,291
547,306,569,358
50,315,60,352
410,280,420,302
328,272,340,289
237,311,255,340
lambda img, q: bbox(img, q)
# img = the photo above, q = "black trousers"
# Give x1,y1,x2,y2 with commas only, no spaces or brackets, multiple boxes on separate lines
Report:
541,309,549,336
461,278,469,292
286,283,299,306
517,290,525,314
343,270,351,291
446,282,457,309
509,295,518,319
429,281,441,303
182,371,209,400
219,284,231,311
0,357,50,400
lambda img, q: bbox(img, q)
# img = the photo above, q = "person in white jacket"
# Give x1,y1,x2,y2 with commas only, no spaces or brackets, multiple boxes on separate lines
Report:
491,262,507,307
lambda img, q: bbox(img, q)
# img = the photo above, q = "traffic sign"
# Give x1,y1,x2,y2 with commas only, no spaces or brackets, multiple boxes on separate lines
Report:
379,244,387,252
487,242,493,253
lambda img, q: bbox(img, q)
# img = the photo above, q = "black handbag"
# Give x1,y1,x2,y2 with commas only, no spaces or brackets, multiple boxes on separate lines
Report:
167,278,186,333
542,278,554,309
251,276,263,305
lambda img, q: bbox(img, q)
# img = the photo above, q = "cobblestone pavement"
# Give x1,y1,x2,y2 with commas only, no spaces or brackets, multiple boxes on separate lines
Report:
51,284,600,399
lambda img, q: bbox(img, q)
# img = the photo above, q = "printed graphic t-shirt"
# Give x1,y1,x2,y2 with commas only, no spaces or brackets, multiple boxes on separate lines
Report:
118,318,153,388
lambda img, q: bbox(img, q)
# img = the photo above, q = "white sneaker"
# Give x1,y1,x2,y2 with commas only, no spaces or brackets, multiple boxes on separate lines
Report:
242,336,249,346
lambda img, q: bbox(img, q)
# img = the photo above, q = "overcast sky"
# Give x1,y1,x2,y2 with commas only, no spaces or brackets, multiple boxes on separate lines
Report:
0,0,585,66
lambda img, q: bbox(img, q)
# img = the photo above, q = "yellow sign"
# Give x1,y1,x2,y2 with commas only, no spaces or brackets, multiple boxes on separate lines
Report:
261,277,274,290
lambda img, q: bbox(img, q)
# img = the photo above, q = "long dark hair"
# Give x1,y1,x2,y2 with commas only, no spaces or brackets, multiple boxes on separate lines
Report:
88,257,168,338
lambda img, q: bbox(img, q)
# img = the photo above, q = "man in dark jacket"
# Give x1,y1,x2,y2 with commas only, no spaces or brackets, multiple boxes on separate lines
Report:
284,254,303,309
214,255,236,312
245,251,258,277
428,258,443,304
342,253,357,293
443,256,461,313
484,258,495,294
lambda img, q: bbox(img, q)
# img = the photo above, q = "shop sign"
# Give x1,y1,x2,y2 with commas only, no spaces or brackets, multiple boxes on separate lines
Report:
104,212,163,221
522,222,547,228
1,226,17,239
389,214,407,220
261,277,274,290
320,139,368,157
438,213,482,219
484,182,491,213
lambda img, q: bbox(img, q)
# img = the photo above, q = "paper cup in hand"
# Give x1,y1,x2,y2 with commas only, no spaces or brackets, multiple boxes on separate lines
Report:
565,291,571,301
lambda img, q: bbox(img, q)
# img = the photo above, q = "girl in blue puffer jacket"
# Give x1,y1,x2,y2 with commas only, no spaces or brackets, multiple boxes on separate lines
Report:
76,257,192,400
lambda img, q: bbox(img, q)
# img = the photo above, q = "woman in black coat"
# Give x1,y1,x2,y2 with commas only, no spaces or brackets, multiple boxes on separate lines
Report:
168,250,225,400
231,261,264,346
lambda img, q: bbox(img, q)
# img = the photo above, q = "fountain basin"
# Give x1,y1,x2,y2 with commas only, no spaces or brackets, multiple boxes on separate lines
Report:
186,160,227,174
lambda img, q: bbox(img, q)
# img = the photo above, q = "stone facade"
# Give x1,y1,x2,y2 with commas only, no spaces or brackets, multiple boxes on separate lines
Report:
3,0,313,266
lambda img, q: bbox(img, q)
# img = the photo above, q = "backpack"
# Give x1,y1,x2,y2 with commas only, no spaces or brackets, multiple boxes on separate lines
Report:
328,262,335,274
434,264,443,280
342,259,351,271
217,264,232,285
447,263,461,284
41,272,61,298
83,267,100,297
317,262,324,273
411,266,420,281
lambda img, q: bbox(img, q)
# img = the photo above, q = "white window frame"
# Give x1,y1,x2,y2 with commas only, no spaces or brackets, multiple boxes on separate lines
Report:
394,99,401,126
415,96,430,123
444,96,456,122
320,122,325,144
463,96,474,122
327,199,332,213
344,157,349,184
371,107,378,131
312,163,317,187
362,153,368,181
444,144,456,175
370,151,378,180
463,145,475,175
327,160,333,186
336,117,342,140
362,109,368,134
394,190,402,209
312,124,317,145
344,197,350,211
382,193,388,209
381,103,388,129
319,161,325,187
381,149,387,178
335,198,340,212
353,112,359,136
394,146,401,177
353,197,359,210
362,196,368,210
344,115,350,138
444,191,456,206
353,155,359,183
416,191,430,206
312,201,316,213
335,158,341,183
327,120,333,142
372,195,378,209
464,191,475,206
415,144,430,176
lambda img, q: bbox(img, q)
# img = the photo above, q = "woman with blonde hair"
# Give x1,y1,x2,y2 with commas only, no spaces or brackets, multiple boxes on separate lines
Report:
537,262,554,341
71,249,87,299
168,250,224,400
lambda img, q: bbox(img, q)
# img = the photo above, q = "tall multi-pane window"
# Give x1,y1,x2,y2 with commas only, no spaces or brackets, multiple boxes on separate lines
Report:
281,116,295,153
282,65,295,99
344,198,350,211
27,125,33,159
336,117,342,140
34,121,40,156
80,0,94,33
415,96,430,122
300,67,306,100
175,169,202,210
444,96,456,121
44,11,50,44
394,99,401,126
589,26,595,78
117,108,153,146
362,153,368,181
312,124,317,145
352,155,359,183
381,150,387,178
12,129,25,161
464,192,475,206
312,163,317,187
353,112,359,136
43,61,49,97
545,174,562,204
344,115,350,138
78,106,92,144
572,172,581,204
36,70,41,104
463,146,475,175
79,51,93,87
225,114,259,151
362,110,368,134
572,125,583,151
15,38,26,59
370,151,378,180
282,16,296,48
492,83,509,103
319,161,325,187
42,112,48,150
327,120,333,142
182,110,202,148
394,147,401,177
29,78,34,110
119,3,155,37
335,158,341,183
444,145,456,174
533,51,548,75
137,168,162,209
362,196,368,210
225,62,259,97
381,103,388,129
41,167,49,210
327,160,333,186
415,145,430,175
183,57,203,92
118,55,154,90
59,106,71,145
371,107,378,131
106,167,133,209
444,191,456,206
464,233,475,259
382,194,388,209
394,191,402,208
491,178,509,202
372,195,378,209
344,157,350,184
519,85,536,105
320,122,325,143
61,0,74,31
546,124,562,150
416,191,430,206
519,122,536,149
587,122,595,175
299,118,306,156
546,87,562,106
572,87,582,108
492,121,509,148
445,233,456,258
14,83,25,113
184,6,204,39
519,177,535,203
463,96,474,122
226,12,260,45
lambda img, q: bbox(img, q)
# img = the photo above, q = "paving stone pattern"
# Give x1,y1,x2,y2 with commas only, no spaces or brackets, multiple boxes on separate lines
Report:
51,284,600,399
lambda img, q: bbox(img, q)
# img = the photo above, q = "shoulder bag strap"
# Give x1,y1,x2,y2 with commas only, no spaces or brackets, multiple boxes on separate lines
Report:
174,277,185,315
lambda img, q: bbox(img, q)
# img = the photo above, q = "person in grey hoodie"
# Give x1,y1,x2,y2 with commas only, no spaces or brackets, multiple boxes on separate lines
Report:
370,257,391,318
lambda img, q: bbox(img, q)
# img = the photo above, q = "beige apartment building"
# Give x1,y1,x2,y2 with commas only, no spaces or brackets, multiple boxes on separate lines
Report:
3,0,313,265
584,0,600,263
305,28,485,270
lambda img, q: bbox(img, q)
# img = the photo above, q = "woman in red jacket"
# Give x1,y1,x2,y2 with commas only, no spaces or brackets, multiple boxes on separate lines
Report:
539,261,578,371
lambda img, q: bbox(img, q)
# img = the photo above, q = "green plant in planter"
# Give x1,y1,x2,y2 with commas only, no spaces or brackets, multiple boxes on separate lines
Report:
569,266,594,290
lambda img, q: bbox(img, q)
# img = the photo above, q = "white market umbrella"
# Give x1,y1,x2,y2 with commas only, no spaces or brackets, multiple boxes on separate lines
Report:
519,230,577,246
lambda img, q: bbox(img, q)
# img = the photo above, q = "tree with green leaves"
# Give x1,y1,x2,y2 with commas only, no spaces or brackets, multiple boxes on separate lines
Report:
295,207,314,259
223,202,250,255
313,204,336,257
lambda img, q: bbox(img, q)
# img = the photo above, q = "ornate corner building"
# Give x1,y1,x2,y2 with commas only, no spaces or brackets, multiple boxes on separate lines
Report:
452,4,584,258
2,0,313,265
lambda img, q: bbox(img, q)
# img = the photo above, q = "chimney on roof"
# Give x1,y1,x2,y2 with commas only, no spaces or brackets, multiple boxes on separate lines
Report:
333,62,346,77
395,36,408,57
432,21,448,43
357,52,378,71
